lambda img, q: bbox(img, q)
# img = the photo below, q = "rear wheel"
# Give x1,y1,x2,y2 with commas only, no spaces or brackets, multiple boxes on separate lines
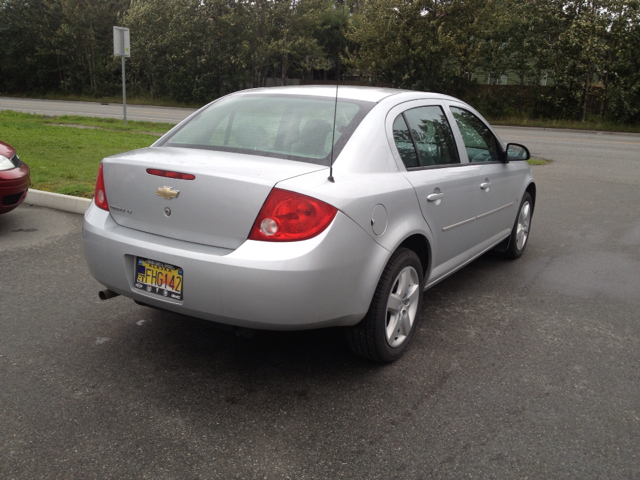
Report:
504,192,533,259
347,248,424,363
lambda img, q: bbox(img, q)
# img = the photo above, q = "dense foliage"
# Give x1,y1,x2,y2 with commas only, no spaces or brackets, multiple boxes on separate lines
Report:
1,0,639,122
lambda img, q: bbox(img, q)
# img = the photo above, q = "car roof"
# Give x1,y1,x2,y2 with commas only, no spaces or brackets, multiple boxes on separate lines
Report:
234,85,455,104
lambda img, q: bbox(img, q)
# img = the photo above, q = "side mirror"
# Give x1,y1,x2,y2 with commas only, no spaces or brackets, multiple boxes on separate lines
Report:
505,143,530,161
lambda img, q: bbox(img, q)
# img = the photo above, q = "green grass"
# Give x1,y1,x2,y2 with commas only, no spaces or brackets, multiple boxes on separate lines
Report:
489,116,640,134
527,157,552,165
1,110,175,198
7,91,202,109
43,115,174,134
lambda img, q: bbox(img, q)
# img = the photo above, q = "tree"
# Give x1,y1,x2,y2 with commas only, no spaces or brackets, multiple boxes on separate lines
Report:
347,0,492,95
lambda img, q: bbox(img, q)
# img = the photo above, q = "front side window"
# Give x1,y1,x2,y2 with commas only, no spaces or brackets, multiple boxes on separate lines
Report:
450,107,502,163
392,106,459,169
159,95,374,166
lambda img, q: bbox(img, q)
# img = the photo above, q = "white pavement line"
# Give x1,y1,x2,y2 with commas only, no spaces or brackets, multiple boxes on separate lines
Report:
25,189,92,215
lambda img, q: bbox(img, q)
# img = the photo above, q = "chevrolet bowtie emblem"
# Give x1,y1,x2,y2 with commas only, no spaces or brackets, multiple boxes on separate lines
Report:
156,186,180,199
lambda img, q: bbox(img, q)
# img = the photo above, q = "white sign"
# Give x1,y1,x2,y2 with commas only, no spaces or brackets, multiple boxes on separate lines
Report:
113,26,130,57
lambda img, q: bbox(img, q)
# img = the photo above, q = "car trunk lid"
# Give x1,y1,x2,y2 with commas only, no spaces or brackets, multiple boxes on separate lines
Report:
102,147,326,249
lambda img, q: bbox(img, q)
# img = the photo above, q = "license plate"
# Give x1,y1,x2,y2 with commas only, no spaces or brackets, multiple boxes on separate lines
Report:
134,258,183,301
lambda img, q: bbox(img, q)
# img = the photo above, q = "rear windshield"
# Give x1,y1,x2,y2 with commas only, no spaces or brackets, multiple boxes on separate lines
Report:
158,94,375,166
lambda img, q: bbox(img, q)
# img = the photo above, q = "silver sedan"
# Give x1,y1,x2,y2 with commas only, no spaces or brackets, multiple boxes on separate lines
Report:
83,86,535,363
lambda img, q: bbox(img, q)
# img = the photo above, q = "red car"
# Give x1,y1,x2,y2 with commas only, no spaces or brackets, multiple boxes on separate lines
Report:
0,140,30,215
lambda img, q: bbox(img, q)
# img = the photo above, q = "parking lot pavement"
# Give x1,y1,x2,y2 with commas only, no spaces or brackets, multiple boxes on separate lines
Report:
2,142,640,478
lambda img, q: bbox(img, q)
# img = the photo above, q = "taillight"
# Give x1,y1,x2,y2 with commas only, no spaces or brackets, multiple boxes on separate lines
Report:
248,188,338,242
94,162,109,211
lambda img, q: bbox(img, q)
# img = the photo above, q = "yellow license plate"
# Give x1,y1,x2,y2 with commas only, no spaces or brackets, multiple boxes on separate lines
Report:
134,258,183,301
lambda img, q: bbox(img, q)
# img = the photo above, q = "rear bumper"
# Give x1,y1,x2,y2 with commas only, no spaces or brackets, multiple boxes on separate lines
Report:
83,202,389,330
0,163,30,214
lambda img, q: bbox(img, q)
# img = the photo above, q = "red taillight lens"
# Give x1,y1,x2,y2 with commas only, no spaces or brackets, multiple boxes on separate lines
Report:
94,162,109,211
248,188,338,242
146,168,195,180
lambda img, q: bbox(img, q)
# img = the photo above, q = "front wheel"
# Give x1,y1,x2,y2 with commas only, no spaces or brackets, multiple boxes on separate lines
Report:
347,248,424,363
504,192,533,259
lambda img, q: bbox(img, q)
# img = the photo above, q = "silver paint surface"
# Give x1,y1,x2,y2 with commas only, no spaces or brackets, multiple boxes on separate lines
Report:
84,86,534,329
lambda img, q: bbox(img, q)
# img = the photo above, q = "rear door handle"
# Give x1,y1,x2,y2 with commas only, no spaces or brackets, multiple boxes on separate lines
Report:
427,193,444,202
480,182,492,189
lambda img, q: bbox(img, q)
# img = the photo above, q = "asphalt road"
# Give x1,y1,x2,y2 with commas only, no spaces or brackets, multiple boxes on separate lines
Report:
0,96,196,124
1,110,640,478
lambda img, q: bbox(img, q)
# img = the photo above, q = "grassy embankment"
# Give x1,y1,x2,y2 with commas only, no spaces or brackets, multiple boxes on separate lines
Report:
488,116,640,134
0,110,174,197
2,109,553,199
5,92,201,109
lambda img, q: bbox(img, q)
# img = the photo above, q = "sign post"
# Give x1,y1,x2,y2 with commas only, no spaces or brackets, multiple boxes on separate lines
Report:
113,26,130,125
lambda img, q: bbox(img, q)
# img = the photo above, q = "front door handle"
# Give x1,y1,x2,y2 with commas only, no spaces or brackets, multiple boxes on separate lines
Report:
427,193,444,202
480,182,492,190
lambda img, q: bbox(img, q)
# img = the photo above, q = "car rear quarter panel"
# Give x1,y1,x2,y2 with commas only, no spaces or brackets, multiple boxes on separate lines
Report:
277,168,433,254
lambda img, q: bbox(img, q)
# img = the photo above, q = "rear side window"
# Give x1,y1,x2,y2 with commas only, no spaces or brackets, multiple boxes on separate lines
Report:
392,106,459,169
451,107,502,163
160,95,373,166
393,115,419,168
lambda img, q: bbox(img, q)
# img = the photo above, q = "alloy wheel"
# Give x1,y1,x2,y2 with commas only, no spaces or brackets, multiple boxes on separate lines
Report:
385,266,420,348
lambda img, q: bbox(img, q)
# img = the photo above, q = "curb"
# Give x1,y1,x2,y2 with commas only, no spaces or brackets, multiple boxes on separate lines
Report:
25,189,91,215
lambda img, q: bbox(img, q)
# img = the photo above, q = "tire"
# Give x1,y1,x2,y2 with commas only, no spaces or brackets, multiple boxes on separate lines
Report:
504,192,533,259
347,248,424,363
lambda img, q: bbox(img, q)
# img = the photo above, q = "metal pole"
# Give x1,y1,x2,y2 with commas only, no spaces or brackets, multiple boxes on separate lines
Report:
122,56,127,126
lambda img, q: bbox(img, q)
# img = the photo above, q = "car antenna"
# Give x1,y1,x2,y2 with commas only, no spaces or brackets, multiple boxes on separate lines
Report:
328,0,345,184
